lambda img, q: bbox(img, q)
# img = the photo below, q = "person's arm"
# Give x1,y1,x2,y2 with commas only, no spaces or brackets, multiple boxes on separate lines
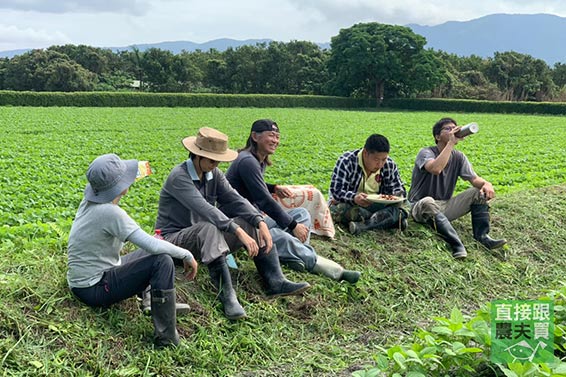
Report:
215,171,264,228
168,172,240,233
128,229,198,280
236,156,297,230
470,176,495,199
127,228,194,261
379,158,407,197
329,152,359,204
424,130,460,175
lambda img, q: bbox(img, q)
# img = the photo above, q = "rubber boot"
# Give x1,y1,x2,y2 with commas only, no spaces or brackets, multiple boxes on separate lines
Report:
349,207,407,235
429,213,467,259
312,256,361,284
151,288,180,347
253,247,311,298
471,204,507,249
140,286,190,316
207,256,246,320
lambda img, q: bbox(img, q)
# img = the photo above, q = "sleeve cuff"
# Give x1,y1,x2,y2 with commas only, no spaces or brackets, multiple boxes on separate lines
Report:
253,215,265,228
287,220,297,231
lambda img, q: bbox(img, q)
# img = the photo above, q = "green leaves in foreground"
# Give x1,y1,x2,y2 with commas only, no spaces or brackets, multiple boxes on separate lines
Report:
355,291,566,377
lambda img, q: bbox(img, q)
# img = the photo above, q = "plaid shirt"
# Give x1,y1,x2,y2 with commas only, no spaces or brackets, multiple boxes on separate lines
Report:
329,149,406,204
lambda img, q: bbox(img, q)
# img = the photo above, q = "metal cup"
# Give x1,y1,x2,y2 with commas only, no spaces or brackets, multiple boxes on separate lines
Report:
455,122,479,138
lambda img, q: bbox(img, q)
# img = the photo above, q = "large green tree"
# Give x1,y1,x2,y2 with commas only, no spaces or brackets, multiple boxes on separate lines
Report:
327,22,429,104
485,51,555,101
3,49,96,91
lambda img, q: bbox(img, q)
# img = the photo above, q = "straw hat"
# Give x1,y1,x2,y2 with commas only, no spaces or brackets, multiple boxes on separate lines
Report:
182,127,238,162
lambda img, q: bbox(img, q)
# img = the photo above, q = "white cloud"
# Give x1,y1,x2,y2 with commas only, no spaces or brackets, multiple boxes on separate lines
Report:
2,0,566,51
0,0,151,14
0,24,70,51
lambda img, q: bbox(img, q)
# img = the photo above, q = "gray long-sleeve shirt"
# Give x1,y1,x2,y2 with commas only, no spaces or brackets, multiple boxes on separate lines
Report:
155,160,264,236
67,199,193,288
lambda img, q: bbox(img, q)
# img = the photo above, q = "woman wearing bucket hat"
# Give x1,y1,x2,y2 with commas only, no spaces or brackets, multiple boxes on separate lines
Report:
226,119,360,283
155,127,311,320
67,153,198,347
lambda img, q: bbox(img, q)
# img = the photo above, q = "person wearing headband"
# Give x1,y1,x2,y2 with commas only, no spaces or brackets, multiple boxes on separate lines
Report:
155,127,310,320
67,154,198,347
227,119,360,284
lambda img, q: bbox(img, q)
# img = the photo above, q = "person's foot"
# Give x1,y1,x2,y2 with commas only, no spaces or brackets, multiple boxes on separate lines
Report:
341,270,361,284
349,221,362,235
266,281,311,298
452,249,467,259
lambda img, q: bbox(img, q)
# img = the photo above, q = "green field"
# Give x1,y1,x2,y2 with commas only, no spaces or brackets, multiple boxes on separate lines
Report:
2,107,566,375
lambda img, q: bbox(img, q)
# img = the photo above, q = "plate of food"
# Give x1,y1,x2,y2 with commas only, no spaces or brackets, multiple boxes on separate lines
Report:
366,194,405,204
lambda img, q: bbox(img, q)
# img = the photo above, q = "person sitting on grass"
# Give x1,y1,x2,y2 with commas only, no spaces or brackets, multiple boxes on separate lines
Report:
329,134,408,235
154,127,310,321
408,117,507,259
226,119,360,284
67,154,198,348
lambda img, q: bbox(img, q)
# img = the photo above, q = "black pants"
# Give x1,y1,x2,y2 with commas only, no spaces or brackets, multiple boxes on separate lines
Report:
71,249,175,308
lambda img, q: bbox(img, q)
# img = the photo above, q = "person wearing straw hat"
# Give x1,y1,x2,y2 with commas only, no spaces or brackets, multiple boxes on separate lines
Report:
226,119,360,284
155,127,311,320
67,154,198,347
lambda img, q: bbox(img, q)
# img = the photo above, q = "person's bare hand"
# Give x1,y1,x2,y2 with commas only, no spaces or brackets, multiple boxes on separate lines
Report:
236,227,259,257
481,181,496,200
292,223,309,243
354,193,371,207
275,185,293,198
257,221,273,253
183,257,198,280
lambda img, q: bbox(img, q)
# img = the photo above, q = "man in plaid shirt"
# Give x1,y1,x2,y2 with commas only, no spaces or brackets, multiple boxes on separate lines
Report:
329,134,408,235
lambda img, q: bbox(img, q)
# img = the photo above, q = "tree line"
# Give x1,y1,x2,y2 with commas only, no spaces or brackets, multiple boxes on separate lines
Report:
1,22,566,103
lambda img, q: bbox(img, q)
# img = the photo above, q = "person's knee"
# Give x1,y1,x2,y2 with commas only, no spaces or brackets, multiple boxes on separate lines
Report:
412,197,439,223
292,208,311,226
154,254,175,274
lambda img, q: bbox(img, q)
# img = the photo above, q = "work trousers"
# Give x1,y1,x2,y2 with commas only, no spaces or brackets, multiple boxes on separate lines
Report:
71,250,175,308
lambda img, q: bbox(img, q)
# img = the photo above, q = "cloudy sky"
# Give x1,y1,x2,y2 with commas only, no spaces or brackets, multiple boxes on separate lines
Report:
1,0,566,51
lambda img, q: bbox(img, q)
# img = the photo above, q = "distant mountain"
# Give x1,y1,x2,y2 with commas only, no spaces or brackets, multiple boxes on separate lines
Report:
108,38,273,54
0,38,329,58
0,48,33,59
2,14,565,64
407,13,566,65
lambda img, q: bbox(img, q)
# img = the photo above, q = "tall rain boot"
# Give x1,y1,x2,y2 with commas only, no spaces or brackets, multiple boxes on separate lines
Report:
207,256,246,320
349,207,407,235
429,213,467,259
312,256,361,284
140,285,190,316
151,288,180,347
253,247,311,298
471,204,507,249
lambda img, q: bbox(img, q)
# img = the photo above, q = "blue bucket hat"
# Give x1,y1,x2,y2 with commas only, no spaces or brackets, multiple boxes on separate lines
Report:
84,154,138,203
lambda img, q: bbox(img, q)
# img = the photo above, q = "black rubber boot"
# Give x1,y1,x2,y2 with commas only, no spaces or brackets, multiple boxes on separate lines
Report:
349,207,407,235
207,256,246,320
254,247,311,298
140,285,190,316
471,204,507,249
151,288,180,347
429,213,467,259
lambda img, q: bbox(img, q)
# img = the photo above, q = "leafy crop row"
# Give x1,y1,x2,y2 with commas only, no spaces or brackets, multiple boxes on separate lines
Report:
1,107,566,232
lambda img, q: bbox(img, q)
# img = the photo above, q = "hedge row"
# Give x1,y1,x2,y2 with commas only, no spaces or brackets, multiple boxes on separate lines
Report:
3,91,565,114
0,91,374,108
386,98,566,115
